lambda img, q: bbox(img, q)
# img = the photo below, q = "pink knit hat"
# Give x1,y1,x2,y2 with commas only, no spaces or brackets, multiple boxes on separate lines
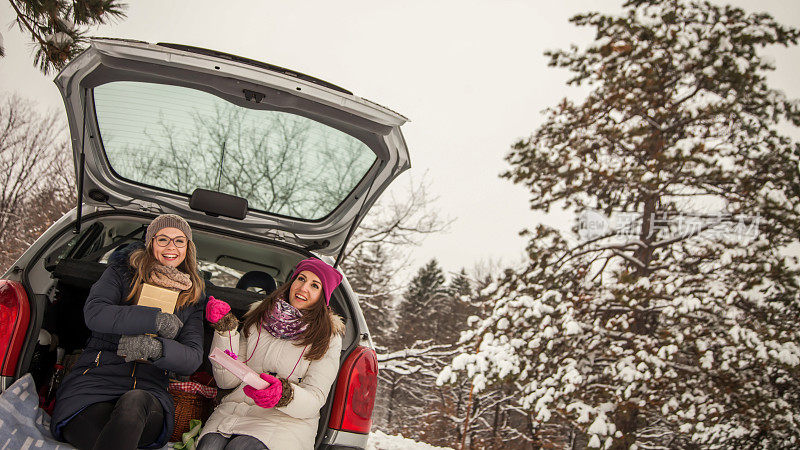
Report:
290,258,343,305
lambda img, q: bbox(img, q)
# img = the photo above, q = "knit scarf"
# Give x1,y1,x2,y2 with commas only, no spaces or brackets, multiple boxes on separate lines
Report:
261,295,307,340
146,264,193,291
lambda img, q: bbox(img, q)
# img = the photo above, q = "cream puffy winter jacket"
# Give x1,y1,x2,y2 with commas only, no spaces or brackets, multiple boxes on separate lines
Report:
200,313,345,450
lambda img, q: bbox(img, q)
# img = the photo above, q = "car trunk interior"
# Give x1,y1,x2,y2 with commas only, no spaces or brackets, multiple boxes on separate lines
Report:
19,211,357,443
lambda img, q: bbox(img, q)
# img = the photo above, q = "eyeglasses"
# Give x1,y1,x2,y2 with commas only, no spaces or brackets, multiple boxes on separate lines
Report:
153,235,188,248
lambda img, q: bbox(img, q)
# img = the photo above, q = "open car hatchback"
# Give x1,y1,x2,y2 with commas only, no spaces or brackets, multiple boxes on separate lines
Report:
0,38,410,450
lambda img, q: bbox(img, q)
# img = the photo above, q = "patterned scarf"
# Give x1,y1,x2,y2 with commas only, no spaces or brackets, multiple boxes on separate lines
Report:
261,295,308,340
146,264,192,291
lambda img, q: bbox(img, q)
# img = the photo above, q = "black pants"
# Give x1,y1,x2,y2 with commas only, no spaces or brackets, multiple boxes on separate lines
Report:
197,432,269,449
61,390,164,450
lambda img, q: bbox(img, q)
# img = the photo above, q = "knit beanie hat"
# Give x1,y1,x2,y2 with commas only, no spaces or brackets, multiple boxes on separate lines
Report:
290,258,343,305
146,214,193,245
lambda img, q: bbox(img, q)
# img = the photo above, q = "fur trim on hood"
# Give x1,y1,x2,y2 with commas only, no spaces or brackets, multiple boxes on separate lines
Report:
330,313,345,336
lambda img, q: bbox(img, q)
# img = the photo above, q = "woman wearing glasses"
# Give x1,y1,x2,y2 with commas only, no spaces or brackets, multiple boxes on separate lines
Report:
51,214,206,450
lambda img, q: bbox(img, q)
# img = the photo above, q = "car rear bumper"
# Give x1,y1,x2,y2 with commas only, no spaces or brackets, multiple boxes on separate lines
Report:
320,429,370,449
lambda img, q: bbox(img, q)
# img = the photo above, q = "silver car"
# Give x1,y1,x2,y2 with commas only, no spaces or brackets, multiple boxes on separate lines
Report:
0,38,410,449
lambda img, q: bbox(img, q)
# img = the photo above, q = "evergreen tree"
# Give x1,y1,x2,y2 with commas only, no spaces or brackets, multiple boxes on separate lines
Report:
443,1,800,448
384,259,460,445
5,0,127,74
400,259,450,343
337,179,450,436
442,268,478,350
341,242,397,340
406,260,448,308
449,268,473,298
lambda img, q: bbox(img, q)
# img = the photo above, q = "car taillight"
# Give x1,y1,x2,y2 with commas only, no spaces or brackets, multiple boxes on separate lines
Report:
0,280,30,377
328,345,378,434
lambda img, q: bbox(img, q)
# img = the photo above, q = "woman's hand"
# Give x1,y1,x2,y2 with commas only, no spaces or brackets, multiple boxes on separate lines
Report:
155,312,183,339
206,296,238,332
243,373,292,409
117,335,163,362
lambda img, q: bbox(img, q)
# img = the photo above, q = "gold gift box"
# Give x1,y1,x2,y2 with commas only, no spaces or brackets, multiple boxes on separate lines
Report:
136,283,179,314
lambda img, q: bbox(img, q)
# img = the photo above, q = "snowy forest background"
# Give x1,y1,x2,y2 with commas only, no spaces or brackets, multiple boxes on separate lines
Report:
3,0,800,448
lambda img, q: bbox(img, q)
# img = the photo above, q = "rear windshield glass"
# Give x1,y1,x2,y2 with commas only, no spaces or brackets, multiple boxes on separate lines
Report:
93,81,376,220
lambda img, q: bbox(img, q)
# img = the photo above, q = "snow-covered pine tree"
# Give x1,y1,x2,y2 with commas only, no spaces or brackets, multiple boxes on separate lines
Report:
406,260,448,307
400,259,451,343
6,0,126,73
338,181,450,435
341,243,398,339
341,242,406,431
440,1,800,448
439,268,532,449
450,268,473,298
386,259,451,441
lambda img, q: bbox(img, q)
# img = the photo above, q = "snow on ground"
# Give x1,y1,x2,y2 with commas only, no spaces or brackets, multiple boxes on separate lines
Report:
367,430,454,450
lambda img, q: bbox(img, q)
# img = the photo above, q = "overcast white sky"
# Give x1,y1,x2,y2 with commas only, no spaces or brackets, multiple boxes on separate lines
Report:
2,1,800,280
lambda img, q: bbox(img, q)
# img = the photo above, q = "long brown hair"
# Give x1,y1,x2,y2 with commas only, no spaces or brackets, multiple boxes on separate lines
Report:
124,240,205,309
242,276,335,361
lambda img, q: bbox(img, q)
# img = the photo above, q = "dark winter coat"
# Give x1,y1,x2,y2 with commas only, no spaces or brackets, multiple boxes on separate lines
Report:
50,243,206,448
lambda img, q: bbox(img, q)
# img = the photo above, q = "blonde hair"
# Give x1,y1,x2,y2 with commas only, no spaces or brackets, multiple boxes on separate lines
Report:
124,240,205,309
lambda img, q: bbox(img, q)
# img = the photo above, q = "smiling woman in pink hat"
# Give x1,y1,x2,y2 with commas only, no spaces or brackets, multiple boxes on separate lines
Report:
199,258,344,450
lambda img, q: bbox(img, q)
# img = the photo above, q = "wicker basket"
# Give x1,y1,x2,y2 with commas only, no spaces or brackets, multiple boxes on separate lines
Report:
169,385,215,442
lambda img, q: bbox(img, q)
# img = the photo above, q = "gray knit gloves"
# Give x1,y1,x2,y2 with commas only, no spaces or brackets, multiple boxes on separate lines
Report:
155,312,183,339
117,335,163,362
115,313,180,362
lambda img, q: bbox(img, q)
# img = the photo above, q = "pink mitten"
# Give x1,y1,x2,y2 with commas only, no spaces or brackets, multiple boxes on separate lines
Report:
243,373,283,408
206,296,231,324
